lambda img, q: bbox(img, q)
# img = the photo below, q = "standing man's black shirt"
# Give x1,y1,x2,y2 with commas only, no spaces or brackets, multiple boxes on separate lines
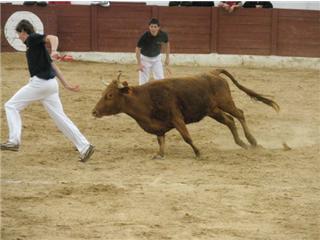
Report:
137,31,169,58
25,33,56,80
243,1,273,8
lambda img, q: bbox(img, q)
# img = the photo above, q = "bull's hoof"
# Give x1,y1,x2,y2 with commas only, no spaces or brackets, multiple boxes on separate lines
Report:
250,144,264,149
195,152,201,159
241,143,249,149
195,155,202,160
152,154,164,160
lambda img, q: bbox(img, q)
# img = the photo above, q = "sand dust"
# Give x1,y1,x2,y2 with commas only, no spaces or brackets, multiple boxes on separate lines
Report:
1,53,319,240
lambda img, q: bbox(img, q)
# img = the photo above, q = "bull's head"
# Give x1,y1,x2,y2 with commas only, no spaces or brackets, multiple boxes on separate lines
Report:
92,72,130,118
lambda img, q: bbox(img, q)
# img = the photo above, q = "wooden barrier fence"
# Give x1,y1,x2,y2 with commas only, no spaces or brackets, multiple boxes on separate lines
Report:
1,3,319,58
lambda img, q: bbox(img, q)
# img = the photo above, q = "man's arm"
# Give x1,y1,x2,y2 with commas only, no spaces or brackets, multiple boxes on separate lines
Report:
51,62,80,92
45,35,59,59
45,35,80,92
135,47,144,72
163,42,170,66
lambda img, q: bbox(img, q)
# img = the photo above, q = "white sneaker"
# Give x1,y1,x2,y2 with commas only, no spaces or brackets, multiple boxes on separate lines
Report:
0,142,20,152
80,145,95,162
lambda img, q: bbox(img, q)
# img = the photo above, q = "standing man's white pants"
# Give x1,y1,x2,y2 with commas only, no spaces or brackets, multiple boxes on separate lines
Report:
139,54,164,85
4,76,90,155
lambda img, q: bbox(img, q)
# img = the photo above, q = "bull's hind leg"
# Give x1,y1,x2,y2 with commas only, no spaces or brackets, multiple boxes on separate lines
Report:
208,108,248,149
220,103,258,147
172,117,200,158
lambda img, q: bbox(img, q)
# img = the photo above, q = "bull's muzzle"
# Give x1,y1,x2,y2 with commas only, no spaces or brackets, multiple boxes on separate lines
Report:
92,109,102,118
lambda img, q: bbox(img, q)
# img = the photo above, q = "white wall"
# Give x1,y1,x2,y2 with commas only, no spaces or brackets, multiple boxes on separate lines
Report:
63,52,320,70
272,1,320,10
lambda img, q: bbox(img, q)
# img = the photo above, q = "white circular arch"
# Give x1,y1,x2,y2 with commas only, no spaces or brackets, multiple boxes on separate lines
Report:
4,11,44,52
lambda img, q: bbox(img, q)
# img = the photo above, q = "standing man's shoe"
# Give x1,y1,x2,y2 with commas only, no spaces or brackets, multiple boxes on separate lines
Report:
80,144,95,162
0,142,20,151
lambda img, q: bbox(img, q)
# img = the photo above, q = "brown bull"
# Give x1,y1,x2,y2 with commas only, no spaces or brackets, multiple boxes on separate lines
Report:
92,69,279,158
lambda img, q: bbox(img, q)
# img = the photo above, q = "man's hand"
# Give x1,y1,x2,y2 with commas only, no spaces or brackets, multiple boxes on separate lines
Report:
51,50,59,61
137,64,144,72
65,84,80,92
165,66,172,76
165,58,170,66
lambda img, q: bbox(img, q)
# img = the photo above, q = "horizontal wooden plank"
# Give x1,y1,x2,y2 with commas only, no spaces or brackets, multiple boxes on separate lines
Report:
172,46,210,51
97,4,151,17
219,31,271,41
165,27,211,35
172,45,210,50
279,17,320,25
168,33,209,40
159,16,211,24
54,5,91,17
277,43,320,58
279,17,320,27
97,8,152,18
278,38,320,47
162,19,211,28
278,9,320,18
278,31,320,43
57,17,90,32
218,48,271,55
218,38,271,49
97,20,150,30
97,17,148,24
219,16,272,25
98,41,136,50
278,23,320,43
58,32,91,51
219,25,271,34
159,6,211,17
219,8,272,17
59,44,91,51
172,49,211,54
102,13,152,20
99,29,146,36
279,20,320,33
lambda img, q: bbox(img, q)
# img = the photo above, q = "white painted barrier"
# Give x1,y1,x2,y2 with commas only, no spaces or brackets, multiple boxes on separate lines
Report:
63,52,320,70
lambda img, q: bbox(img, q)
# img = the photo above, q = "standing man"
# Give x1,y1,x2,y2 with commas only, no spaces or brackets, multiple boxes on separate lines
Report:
1,19,94,162
135,18,170,85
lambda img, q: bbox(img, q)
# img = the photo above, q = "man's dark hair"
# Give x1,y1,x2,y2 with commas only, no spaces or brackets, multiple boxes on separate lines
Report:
15,19,35,34
149,18,160,26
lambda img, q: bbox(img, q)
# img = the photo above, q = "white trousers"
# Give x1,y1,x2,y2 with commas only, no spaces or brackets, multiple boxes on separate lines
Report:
139,54,164,85
4,76,90,154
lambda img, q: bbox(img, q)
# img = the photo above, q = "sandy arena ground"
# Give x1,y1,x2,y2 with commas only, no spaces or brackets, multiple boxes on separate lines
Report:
1,53,319,240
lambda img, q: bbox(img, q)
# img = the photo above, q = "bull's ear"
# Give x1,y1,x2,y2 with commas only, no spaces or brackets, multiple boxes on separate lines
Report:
117,82,125,89
117,81,129,89
119,86,130,94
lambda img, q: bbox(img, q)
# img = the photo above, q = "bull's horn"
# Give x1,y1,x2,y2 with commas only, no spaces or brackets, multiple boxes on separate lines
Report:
101,80,109,86
117,71,122,81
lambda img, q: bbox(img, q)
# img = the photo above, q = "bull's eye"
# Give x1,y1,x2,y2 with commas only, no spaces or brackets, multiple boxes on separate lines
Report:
104,92,113,100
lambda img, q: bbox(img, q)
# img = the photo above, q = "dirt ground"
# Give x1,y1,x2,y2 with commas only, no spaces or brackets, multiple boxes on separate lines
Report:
1,53,319,240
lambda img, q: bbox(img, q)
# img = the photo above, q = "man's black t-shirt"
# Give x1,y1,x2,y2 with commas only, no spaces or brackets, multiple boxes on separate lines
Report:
137,31,169,58
25,33,56,80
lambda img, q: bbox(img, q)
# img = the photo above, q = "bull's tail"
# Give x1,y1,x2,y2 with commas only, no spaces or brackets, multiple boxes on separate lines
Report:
213,69,280,113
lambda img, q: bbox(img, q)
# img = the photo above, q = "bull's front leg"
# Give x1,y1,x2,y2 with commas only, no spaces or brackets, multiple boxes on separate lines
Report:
172,118,200,158
152,135,165,160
